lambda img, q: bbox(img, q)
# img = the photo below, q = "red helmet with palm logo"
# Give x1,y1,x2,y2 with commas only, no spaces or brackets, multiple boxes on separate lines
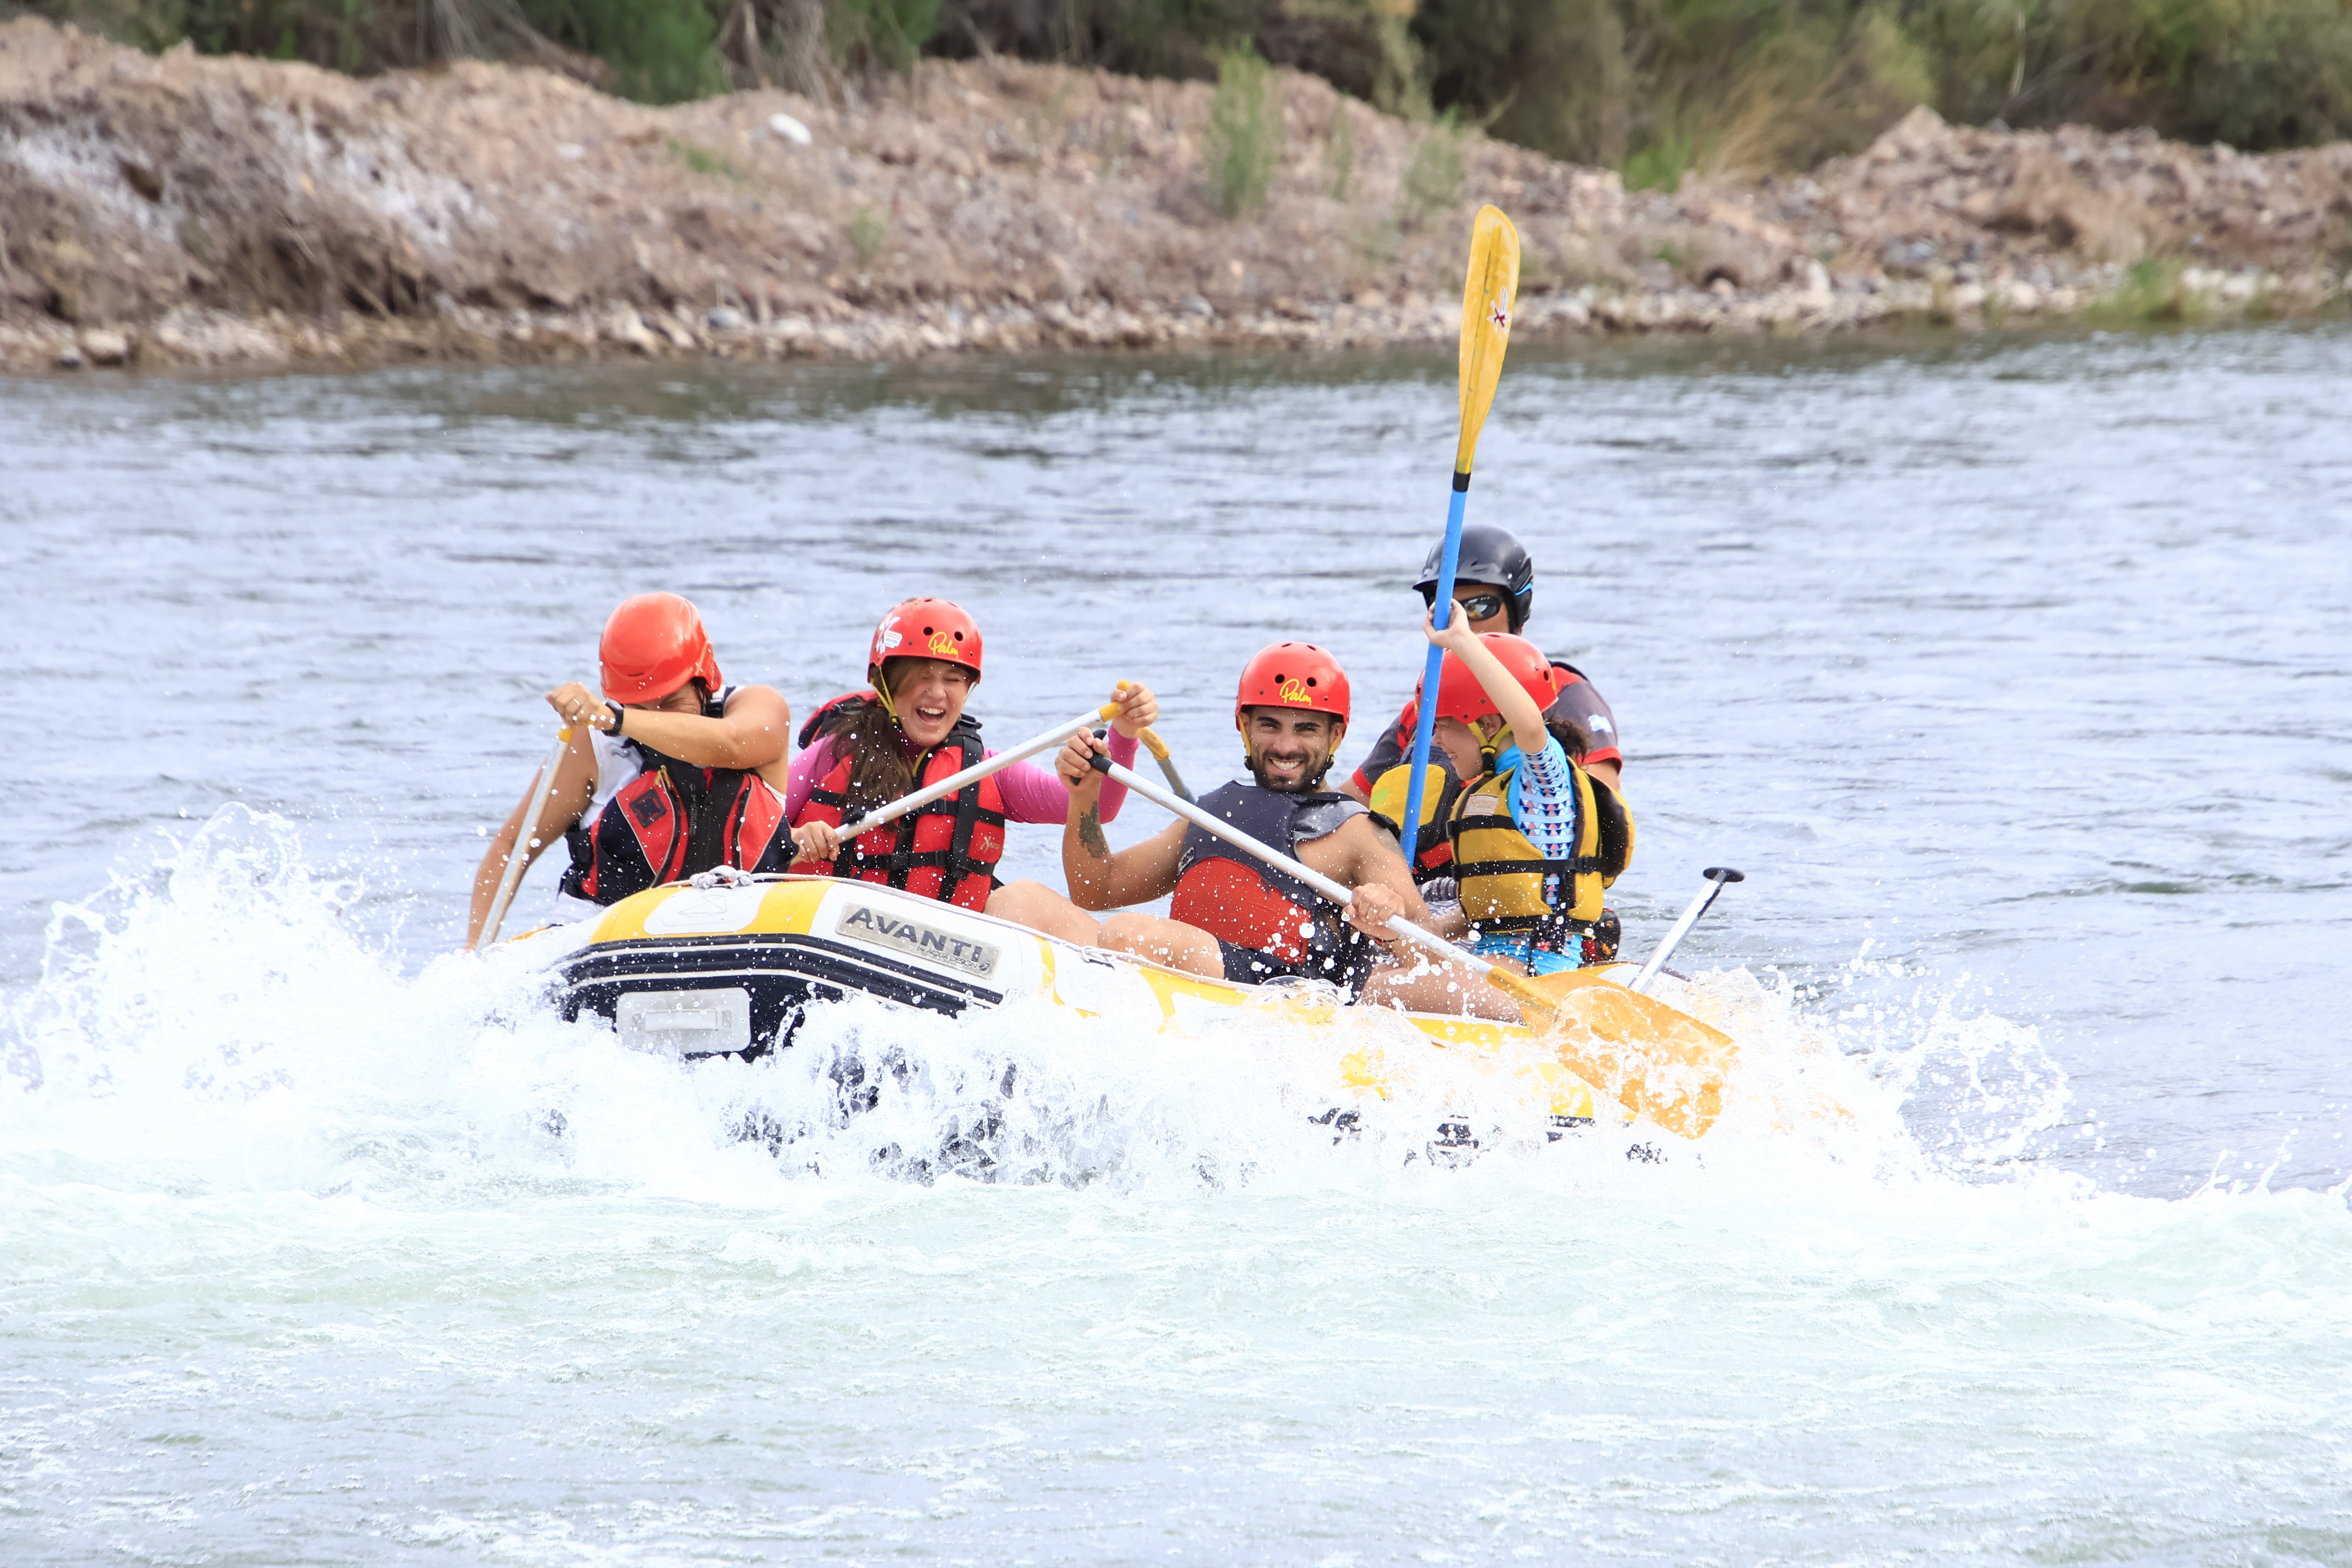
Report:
869,597,984,682
1234,642,1351,726
599,592,723,702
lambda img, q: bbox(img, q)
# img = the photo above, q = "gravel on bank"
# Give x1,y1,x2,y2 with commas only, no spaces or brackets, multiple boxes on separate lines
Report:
3,16,2348,374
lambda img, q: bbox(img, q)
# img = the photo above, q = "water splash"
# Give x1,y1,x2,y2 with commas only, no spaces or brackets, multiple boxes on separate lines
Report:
3,807,2081,1205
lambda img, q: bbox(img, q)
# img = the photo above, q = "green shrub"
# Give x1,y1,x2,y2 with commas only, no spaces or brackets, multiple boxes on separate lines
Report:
828,0,944,73
848,203,891,264
29,0,2352,157
1395,112,1465,228
669,137,741,178
2089,256,2205,323
1910,0,2352,148
1325,98,1357,199
522,0,723,102
1204,42,1283,216
1622,131,1696,191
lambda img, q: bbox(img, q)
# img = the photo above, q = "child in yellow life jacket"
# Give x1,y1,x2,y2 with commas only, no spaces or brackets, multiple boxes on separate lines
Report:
1419,612,1633,976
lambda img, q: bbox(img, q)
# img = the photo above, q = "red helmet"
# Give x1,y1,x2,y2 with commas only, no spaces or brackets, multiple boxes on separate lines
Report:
1234,642,1351,725
870,597,983,681
1424,633,1558,726
599,592,722,703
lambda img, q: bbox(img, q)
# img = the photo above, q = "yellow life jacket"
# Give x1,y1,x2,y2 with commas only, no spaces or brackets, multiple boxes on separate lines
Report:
1366,762,1463,882
1447,753,1634,948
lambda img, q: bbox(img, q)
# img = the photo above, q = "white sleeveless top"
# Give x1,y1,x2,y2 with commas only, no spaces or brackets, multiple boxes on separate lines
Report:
546,687,733,925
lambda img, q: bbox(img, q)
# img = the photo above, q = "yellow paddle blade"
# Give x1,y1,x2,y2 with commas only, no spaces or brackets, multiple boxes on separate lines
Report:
1491,968,1736,1140
1454,205,1522,478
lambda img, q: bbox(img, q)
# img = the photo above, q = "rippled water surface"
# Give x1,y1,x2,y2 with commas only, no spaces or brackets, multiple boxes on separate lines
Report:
3,326,2349,1563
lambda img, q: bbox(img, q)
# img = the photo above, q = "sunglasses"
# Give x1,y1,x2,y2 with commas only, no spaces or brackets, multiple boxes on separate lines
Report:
1422,589,1509,623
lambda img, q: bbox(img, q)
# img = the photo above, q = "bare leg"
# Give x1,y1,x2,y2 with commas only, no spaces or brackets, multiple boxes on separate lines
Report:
985,880,1102,945
1097,913,1226,980
1357,949,1522,1021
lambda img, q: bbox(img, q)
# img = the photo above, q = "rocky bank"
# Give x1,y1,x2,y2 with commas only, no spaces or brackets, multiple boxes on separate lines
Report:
3,15,2349,373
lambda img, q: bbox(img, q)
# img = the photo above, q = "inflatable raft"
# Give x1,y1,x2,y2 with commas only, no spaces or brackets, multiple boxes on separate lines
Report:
522,872,1635,1135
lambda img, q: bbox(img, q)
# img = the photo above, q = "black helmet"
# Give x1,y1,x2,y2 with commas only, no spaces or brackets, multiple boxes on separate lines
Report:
1416,522,1534,632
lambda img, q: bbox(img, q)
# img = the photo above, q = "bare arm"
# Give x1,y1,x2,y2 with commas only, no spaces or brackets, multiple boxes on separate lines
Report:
546,681,793,778
627,685,794,776
1057,734,1188,911
1426,610,1548,750
464,732,597,950
1324,813,1441,938
1586,757,1622,792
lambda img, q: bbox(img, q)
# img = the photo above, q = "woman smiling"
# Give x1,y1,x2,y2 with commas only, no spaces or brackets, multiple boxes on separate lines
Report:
786,597,1156,914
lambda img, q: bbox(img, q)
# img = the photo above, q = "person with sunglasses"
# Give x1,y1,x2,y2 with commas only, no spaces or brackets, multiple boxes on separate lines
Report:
1343,524,1626,951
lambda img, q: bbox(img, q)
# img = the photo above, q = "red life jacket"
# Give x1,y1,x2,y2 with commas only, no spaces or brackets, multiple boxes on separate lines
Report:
1170,783,1364,969
559,754,789,907
794,718,1006,911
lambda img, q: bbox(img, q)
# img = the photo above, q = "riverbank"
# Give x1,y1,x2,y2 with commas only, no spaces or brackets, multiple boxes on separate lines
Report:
3,15,2348,374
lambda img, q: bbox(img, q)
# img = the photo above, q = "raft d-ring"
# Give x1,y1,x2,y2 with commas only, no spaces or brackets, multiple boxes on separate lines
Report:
689,866,758,890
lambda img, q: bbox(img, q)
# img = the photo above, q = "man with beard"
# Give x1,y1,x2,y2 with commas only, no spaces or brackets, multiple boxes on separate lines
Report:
1021,642,1516,1019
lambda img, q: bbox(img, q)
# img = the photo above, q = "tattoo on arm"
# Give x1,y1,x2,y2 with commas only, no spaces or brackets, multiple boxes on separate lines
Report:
1078,803,1109,860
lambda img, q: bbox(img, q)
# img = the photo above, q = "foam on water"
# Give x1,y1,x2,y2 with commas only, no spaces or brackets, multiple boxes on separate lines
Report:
2,806,2090,1210
7,833,2349,1563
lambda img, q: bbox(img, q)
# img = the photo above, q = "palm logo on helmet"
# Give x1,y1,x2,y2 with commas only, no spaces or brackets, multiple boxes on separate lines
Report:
599,592,722,703
1235,642,1351,726
868,597,984,682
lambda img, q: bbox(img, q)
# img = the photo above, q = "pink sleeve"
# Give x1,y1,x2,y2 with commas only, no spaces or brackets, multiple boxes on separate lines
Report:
990,730,1140,824
784,738,838,821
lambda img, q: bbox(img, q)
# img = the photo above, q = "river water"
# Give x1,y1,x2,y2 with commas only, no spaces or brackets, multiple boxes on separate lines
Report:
3,325,2348,1563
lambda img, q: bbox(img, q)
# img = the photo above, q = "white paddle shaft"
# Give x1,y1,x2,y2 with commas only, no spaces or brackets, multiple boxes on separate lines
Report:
844,705,1115,834
481,731,572,948
1628,868,1743,995
1095,757,1479,979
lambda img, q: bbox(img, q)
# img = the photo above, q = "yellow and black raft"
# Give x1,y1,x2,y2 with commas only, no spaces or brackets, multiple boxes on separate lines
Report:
517,873,1737,1141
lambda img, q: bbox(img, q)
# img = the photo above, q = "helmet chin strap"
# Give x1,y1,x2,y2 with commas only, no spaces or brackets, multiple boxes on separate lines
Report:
870,666,900,723
1478,716,1508,773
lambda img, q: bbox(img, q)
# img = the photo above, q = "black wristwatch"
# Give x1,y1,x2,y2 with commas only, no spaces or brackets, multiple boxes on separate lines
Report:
606,701,627,736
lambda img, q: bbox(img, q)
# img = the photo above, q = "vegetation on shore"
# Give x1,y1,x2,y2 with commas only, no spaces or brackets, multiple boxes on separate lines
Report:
16,0,2352,184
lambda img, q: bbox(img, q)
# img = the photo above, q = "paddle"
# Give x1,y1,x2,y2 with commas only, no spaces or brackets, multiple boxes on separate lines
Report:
1136,726,1193,803
1628,867,1745,995
1397,206,1523,854
834,701,1123,836
477,727,573,949
1087,753,1734,1138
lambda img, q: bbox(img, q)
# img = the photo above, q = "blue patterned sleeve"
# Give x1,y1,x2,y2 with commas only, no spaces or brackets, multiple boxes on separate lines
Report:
1507,736,1581,862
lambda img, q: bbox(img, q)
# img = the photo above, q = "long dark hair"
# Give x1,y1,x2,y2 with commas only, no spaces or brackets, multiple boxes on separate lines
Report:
821,693,913,812
821,657,968,812
1545,713,1591,762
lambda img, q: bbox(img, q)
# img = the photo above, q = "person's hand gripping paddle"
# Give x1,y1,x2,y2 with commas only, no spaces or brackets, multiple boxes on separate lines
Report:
1398,206,1521,850
1084,750,1735,1139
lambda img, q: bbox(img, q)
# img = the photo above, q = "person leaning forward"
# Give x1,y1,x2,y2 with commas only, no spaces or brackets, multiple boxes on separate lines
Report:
464,591,819,949
1009,641,1519,1021
1342,522,1624,885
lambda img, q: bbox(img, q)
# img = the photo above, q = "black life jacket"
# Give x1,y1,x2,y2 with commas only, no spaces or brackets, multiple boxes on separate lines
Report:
796,690,874,750
558,691,789,907
1170,782,1367,980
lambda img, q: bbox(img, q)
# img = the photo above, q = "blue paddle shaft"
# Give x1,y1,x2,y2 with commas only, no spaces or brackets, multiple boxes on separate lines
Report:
1398,478,1471,846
